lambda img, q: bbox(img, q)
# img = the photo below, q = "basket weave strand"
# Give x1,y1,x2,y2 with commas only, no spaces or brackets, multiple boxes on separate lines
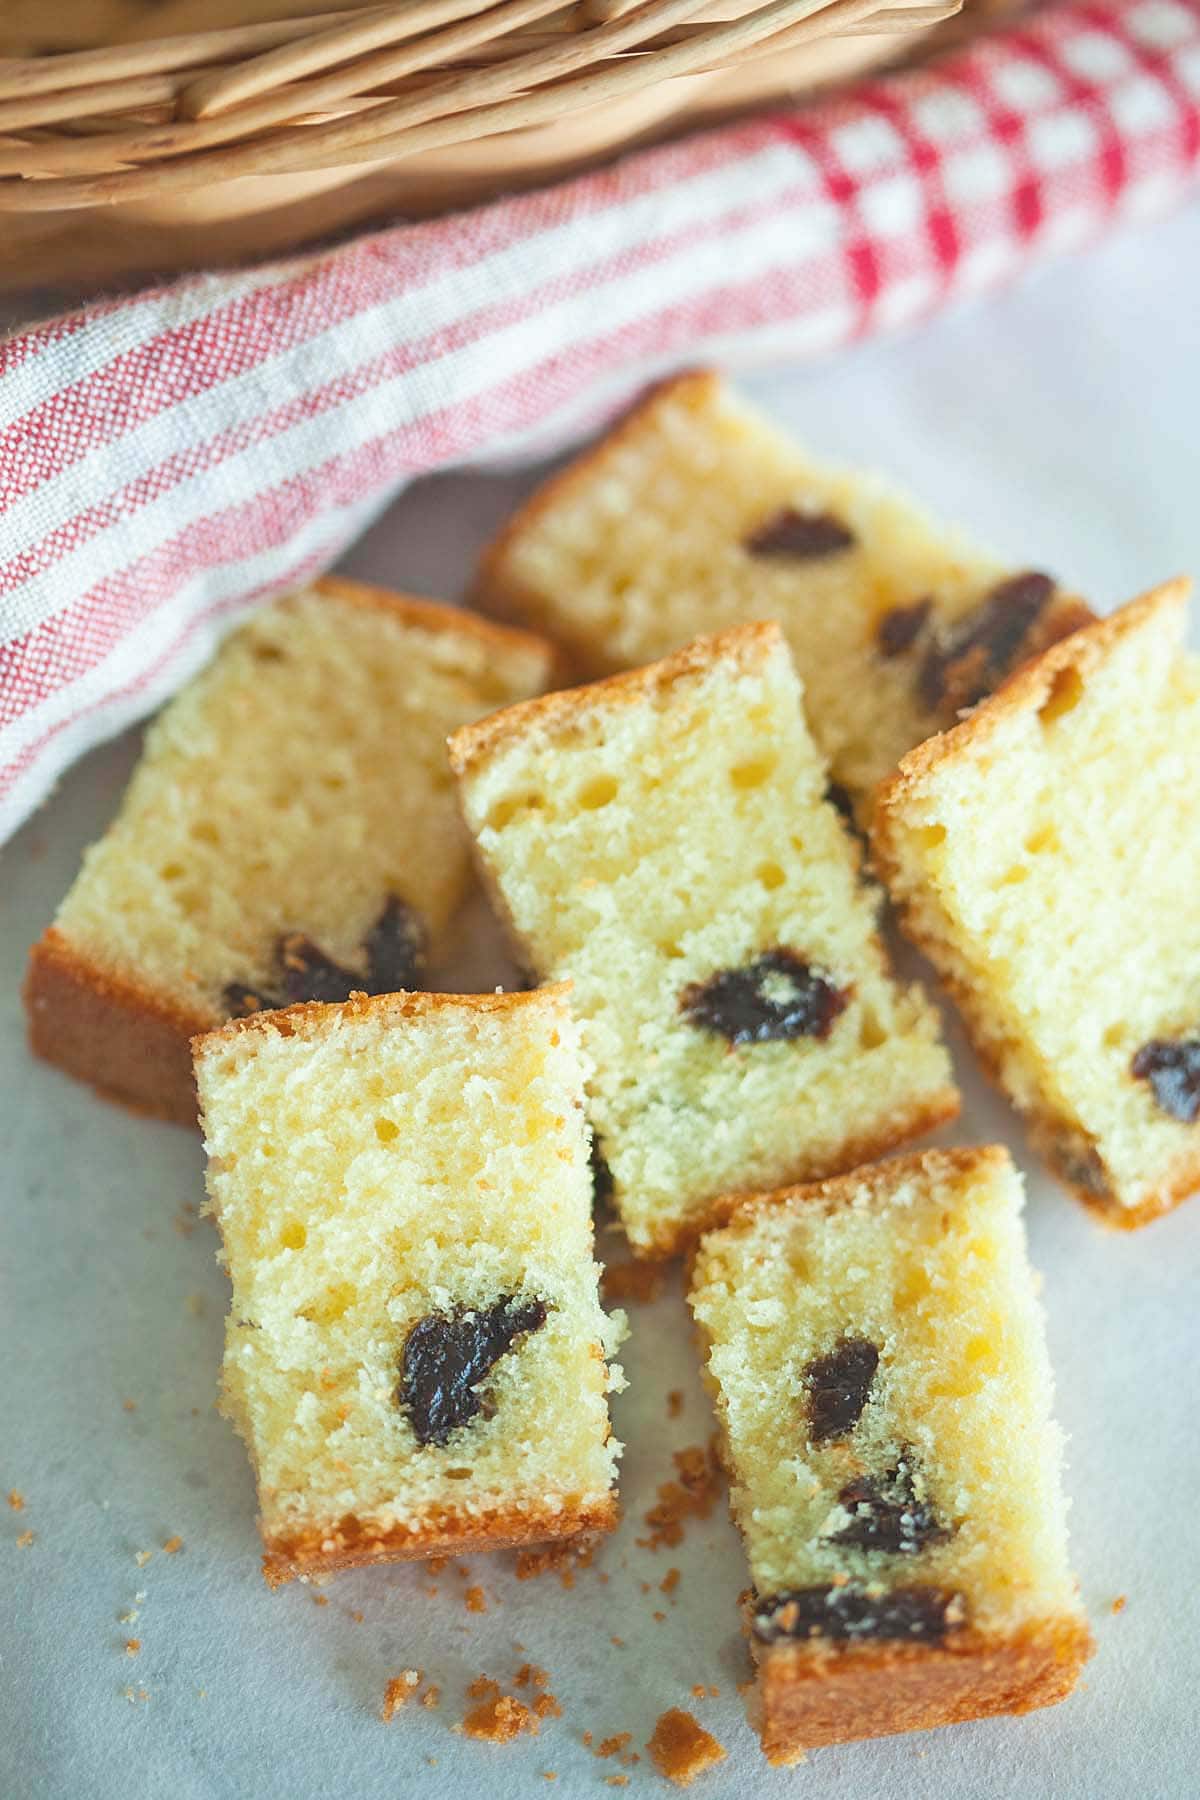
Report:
0,0,952,212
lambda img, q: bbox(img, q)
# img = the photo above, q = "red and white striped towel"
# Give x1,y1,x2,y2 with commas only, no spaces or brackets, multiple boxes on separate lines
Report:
1,0,1198,845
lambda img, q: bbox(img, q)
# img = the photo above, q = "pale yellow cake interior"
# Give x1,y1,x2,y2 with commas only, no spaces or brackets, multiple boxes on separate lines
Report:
452,625,955,1255
479,372,1084,808
53,581,551,1018
689,1149,1084,1633
195,988,622,1549
876,583,1200,1216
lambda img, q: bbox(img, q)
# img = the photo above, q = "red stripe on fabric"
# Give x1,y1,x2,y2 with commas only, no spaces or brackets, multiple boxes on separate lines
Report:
0,168,828,617
1005,20,1132,221
859,86,964,289
0,120,778,508
772,115,883,328
1080,0,1200,168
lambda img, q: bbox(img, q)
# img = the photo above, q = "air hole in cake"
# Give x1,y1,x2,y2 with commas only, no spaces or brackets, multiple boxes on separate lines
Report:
300,1282,358,1325
743,507,857,560
397,1296,550,1447
1102,1023,1127,1050
752,1584,964,1644
803,1337,879,1441
375,1117,400,1144
1000,865,1030,886
279,1220,307,1252
1025,823,1060,856
730,755,777,790
858,1008,887,1050
918,824,946,851
1130,1035,1200,1123
160,863,186,881
487,793,544,831
681,951,851,1047
190,820,220,845
756,861,786,891
578,774,619,810
1039,664,1085,725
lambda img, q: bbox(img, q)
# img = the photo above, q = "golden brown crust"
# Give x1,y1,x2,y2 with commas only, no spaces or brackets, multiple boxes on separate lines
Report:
192,979,573,1064
309,573,560,673
447,619,785,778
472,369,719,668
756,1614,1094,1762
24,928,211,1126
261,1492,618,1588
693,1145,1009,1260
872,580,1195,1228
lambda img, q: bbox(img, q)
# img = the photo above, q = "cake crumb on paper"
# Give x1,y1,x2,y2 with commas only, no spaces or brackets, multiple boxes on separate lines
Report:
647,1709,727,1787
124,1640,141,1656
7,1490,24,1511
465,1585,487,1614
16,1530,34,1549
515,1663,549,1690
162,1535,183,1554
639,1445,722,1551
134,1550,153,1567
1112,1595,1128,1615
667,1390,684,1420
420,1686,441,1710
382,1670,423,1720
462,1694,539,1743
660,1568,681,1595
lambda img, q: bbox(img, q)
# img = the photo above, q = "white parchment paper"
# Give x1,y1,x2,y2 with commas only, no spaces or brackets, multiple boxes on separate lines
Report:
3,199,1199,1800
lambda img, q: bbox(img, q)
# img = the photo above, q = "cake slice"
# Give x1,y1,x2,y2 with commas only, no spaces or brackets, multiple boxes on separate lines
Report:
449,623,957,1257
687,1147,1092,1764
194,984,622,1586
475,370,1093,815
25,579,555,1125
874,579,1200,1227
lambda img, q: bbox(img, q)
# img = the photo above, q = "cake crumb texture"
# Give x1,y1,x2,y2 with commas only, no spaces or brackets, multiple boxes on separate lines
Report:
689,1147,1092,1761
874,580,1200,1225
452,622,956,1254
194,986,621,1582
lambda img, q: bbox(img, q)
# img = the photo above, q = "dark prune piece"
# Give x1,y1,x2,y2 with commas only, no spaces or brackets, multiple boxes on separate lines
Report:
918,571,1055,711
744,508,857,560
276,933,362,1004
1052,1132,1111,1198
825,782,858,828
589,1136,616,1213
876,598,933,658
681,950,850,1047
804,1337,879,1442
364,897,426,994
1131,1035,1200,1123
828,1458,950,1555
752,1583,963,1644
223,982,278,1017
397,1296,549,1447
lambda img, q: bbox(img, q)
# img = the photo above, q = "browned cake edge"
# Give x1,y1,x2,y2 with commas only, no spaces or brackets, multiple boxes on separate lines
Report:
260,1493,618,1588
873,579,1199,1229
24,926,212,1126
22,582,559,1126
755,1615,1094,1763
471,368,721,673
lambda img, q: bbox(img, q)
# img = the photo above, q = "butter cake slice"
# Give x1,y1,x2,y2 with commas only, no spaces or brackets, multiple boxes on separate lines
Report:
194,985,622,1586
25,579,554,1124
450,622,957,1256
475,370,1092,815
874,579,1200,1227
688,1147,1092,1764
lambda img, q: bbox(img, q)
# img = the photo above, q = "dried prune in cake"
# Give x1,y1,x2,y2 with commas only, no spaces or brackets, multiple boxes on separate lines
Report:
918,571,1056,711
363,896,426,994
876,599,933,658
744,508,857,560
804,1337,879,1443
827,1458,950,1555
753,1584,963,1644
681,950,851,1047
1131,1035,1200,1123
398,1296,549,1447
278,933,363,1004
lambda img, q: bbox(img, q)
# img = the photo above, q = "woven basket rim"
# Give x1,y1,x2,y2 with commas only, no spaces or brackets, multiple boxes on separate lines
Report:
0,0,959,213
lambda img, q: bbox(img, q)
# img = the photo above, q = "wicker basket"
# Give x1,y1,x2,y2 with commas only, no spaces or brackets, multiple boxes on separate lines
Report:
0,0,965,292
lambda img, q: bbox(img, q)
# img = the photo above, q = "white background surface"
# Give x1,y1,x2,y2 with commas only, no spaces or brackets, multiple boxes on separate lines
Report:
3,198,1200,1800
